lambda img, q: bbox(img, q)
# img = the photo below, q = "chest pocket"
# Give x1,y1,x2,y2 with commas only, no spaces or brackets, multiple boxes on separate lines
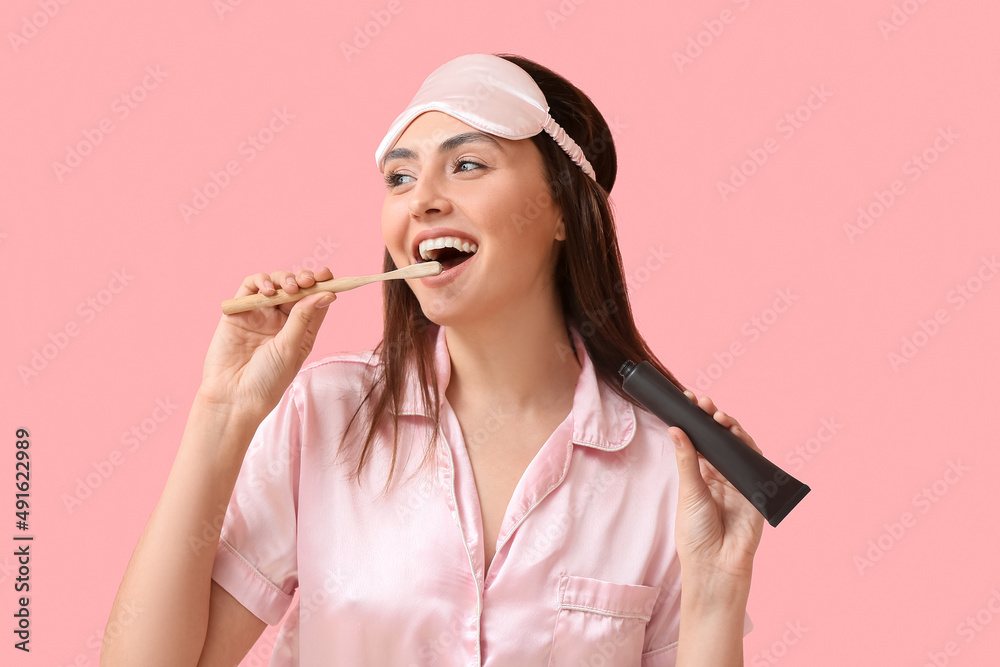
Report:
547,573,660,666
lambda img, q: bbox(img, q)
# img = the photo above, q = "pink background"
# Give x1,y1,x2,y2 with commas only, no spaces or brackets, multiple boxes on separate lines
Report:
3,1,998,665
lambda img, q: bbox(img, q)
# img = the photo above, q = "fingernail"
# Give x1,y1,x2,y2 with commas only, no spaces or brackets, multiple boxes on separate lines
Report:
263,280,274,291
316,295,334,308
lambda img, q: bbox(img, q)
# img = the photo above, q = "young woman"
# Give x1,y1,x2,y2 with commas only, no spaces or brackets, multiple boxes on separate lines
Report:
103,53,764,666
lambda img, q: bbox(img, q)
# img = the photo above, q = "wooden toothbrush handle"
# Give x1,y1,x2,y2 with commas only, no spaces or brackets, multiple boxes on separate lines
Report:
220,262,442,315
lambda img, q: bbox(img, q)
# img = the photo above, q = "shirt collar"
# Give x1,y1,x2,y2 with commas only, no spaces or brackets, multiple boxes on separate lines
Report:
395,323,636,452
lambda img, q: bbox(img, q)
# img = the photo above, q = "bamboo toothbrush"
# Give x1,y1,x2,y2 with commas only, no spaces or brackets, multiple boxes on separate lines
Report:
221,261,443,314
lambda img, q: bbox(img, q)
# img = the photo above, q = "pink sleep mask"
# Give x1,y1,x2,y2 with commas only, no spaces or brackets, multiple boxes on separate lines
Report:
374,53,597,181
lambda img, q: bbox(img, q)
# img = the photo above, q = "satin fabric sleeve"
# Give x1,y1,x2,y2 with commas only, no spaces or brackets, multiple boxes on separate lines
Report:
209,382,302,625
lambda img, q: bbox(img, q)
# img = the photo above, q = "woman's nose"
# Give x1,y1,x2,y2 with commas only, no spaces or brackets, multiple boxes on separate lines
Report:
407,171,452,218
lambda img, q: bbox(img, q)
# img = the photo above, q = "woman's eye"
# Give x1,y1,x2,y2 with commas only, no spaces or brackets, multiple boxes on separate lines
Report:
384,160,485,190
384,171,413,188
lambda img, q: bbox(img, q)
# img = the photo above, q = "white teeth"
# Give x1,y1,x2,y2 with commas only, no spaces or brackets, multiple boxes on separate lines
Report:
417,236,479,261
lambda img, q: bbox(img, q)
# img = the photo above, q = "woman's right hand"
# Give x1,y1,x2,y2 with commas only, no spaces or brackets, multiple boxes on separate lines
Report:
197,267,336,426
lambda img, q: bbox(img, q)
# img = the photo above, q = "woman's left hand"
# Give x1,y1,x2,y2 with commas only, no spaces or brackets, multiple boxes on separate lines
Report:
670,391,766,588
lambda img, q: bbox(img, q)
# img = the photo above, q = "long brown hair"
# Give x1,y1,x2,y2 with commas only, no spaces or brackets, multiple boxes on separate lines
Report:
337,53,686,494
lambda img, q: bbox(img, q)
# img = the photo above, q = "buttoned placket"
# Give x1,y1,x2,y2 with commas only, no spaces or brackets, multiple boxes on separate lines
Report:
436,388,584,663
436,411,484,666
412,323,638,664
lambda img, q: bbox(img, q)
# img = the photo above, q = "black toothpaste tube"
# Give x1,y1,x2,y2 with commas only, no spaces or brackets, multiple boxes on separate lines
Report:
619,360,810,527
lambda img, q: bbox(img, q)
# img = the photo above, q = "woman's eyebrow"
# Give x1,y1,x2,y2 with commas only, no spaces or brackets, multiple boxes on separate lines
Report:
438,131,503,154
382,132,502,169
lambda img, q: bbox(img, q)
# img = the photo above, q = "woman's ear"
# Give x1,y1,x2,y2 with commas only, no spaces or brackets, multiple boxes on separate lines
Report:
554,216,566,241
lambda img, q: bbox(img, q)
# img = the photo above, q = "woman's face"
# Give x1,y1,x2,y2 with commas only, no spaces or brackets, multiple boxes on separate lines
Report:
380,111,565,327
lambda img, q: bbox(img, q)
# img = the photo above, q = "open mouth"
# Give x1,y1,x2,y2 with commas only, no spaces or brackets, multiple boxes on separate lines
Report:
415,236,479,271
428,246,476,271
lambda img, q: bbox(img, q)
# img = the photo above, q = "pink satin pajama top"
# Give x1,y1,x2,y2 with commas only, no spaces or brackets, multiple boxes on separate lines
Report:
210,324,752,665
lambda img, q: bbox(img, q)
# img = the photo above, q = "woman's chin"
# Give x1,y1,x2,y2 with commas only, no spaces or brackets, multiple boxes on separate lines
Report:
415,290,490,329
412,265,478,326
418,303,469,329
